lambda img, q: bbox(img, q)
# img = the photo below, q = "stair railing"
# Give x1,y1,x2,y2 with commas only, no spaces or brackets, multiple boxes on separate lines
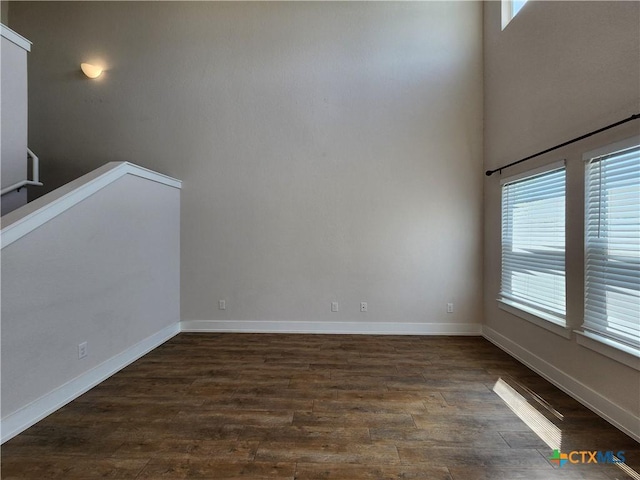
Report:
1,148,43,195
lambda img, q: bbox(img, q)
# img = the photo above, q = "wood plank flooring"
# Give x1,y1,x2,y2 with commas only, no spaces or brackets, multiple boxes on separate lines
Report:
2,333,639,479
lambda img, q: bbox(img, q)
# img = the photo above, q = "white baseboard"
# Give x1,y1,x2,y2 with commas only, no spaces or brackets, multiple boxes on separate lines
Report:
483,326,640,443
0,323,180,444
180,320,482,336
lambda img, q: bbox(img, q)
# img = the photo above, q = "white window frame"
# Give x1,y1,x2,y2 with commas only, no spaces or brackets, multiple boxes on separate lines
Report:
498,160,570,338
502,0,529,30
577,137,640,370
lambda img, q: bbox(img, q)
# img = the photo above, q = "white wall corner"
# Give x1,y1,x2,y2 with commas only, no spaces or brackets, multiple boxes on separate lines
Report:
0,322,180,444
482,325,640,443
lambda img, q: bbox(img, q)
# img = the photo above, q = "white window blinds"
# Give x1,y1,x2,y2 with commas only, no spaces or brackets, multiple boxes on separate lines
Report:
501,166,566,322
584,145,640,350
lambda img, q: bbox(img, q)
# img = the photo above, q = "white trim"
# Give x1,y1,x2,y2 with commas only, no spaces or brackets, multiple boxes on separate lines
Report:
1,24,31,51
483,326,640,443
180,320,482,336
575,331,640,371
500,159,565,186
582,135,640,162
501,0,511,30
497,299,571,339
0,323,180,444
1,162,182,249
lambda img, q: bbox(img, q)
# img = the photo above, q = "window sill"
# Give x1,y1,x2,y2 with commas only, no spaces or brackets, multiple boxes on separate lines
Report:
497,299,571,339
575,331,640,371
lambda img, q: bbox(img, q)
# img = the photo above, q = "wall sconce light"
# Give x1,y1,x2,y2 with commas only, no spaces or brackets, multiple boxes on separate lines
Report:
80,62,103,79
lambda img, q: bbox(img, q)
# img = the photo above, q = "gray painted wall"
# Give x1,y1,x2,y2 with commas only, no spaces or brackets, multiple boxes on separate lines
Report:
1,172,180,418
1,1,8,25
9,2,484,329
484,1,639,422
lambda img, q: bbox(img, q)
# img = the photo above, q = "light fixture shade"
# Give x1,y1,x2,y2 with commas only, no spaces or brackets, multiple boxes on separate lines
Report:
81,63,103,79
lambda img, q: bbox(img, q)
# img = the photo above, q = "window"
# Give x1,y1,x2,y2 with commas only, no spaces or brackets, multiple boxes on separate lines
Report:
500,163,566,328
512,0,528,18
583,142,640,354
502,0,529,29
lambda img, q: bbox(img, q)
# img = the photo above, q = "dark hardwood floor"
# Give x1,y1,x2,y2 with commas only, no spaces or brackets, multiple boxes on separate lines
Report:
2,333,638,479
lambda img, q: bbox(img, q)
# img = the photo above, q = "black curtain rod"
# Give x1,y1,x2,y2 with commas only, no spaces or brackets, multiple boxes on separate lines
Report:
485,113,640,177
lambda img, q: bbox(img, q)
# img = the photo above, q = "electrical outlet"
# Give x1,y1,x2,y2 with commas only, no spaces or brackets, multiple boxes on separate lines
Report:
218,300,226,310
331,302,339,312
78,342,88,359
447,303,454,313
360,302,368,312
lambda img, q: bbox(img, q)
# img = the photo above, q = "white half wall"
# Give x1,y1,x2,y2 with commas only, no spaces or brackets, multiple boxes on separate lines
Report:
1,163,181,442
9,1,484,332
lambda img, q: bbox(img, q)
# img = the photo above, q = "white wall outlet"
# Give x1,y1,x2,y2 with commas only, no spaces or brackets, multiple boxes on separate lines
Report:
78,341,88,359
447,303,454,313
360,302,368,312
218,300,226,310
331,302,339,312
